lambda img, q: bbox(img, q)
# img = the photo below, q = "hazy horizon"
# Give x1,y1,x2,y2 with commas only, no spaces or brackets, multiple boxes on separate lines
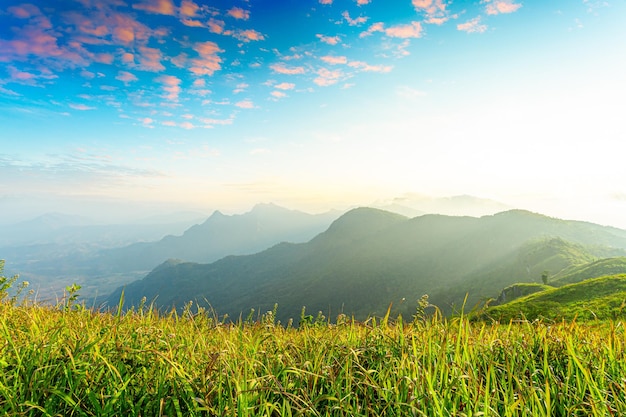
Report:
2,1,625,229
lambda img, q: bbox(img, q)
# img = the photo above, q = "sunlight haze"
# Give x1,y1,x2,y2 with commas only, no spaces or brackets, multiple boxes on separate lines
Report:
1,0,625,227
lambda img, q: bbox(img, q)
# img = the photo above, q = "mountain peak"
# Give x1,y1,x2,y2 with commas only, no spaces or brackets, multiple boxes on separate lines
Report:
250,202,291,214
315,207,407,242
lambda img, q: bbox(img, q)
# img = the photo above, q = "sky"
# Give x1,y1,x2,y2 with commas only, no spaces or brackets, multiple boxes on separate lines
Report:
1,0,625,227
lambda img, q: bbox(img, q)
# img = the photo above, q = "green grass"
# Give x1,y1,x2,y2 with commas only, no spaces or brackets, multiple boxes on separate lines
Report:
3,259,626,416
3,296,626,416
479,274,626,322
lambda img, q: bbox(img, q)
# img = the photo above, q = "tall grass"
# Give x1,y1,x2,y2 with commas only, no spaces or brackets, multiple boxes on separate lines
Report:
2,288,626,417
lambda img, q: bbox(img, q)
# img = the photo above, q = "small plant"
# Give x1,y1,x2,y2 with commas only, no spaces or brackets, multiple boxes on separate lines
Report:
62,283,83,312
0,260,18,302
413,293,431,325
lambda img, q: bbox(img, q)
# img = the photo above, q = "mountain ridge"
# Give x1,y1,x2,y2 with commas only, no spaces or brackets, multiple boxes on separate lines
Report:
104,208,626,323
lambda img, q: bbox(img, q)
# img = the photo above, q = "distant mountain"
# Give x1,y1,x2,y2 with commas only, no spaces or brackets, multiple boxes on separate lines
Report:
94,203,341,272
5,204,339,299
105,208,626,323
0,213,93,247
0,212,206,248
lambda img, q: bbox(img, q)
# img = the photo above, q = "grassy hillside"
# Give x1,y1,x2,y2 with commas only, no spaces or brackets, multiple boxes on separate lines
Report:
491,282,554,305
551,257,626,286
479,274,626,321
3,293,626,416
105,208,626,323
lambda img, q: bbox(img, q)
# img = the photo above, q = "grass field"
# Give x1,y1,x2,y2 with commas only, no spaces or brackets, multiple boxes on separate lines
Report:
2,284,626,417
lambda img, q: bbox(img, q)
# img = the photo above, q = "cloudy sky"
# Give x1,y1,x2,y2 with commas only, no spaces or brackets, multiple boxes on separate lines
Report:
1,0,625,227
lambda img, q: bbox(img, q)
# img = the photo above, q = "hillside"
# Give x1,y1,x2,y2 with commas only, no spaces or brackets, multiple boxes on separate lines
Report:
478,274,626,321
5,204,339,299
94,203,340,272
105,208,626,323
551,257,626,286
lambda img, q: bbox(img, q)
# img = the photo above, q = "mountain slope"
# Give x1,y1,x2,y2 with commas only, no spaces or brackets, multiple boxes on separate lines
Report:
95,203,340,272
6,204,339,299
478,274,626,321
551,257,626,286
105,209,626,323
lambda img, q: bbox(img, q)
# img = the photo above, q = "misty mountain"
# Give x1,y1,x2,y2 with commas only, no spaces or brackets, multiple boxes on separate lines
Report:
105,208,626,323
93,203,341,272
3,204,339,299
0,212,207,248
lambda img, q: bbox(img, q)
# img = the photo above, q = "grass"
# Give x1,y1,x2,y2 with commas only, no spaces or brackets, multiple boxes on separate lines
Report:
479,274,626,322
2,293,626,417
2,260,626,416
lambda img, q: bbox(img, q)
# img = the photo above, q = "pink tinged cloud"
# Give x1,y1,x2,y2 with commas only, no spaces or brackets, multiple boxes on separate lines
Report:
228,7,250,20
314,68,343,86
190,41,223,76
8,4,42,19
412,0,447,14
412,0,449,24
182,19,204,27
271,91,287,98
208,19,225,34
107,13,153,45
113,26,134,44
235,100,254,109
321,55,348,65
156,74,182,101
132,0,175,16
316,34,340,45
180,0,200,17
94,53,114,64
342,11,368,26
142,117,154,125
116,71,138,83
360,22,384,37
485,0,522,15
170,53,187,68
8,67,36,81
70,103,96,110
319,0,333,4
348,61,393,72
356,0,371,4
121,52,135,64
457,17,487,33
233,29,265,42
138,47,165,71
385,21,423,38
274,82,295,90
270,63,306,75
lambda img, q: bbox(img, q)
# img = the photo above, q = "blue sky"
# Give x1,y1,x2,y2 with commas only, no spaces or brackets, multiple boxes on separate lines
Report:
1,0,625,227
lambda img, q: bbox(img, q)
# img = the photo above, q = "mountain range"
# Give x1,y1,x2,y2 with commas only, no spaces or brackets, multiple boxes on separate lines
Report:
1,204,339,298
104,208,626,323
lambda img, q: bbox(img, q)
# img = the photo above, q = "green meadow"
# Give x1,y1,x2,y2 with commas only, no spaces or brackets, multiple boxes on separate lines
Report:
2,281,626,417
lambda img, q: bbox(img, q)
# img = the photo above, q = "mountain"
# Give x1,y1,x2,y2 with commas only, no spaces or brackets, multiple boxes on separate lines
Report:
550,257,626,286
104,208,626,323
4,204,339,299
0,212,206,249
477,274,626,321
93,203,341,272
